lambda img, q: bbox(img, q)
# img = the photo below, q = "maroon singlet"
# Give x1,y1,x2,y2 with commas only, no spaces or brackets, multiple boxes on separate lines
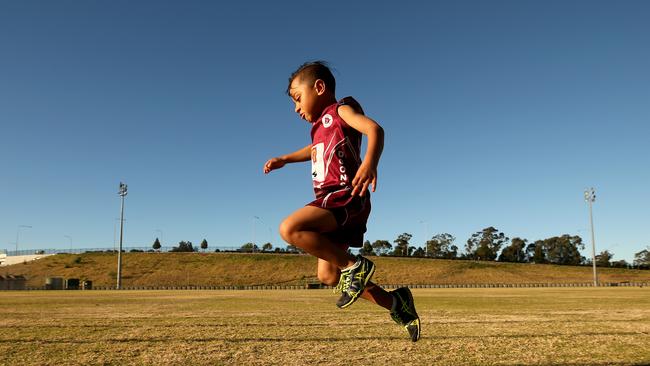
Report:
307,97,370,247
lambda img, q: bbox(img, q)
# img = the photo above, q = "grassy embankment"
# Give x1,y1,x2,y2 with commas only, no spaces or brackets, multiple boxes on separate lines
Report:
3,252,650,288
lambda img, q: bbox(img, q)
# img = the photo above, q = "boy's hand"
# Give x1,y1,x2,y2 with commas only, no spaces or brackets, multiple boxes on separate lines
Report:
351,162,377,196
263,157,286,174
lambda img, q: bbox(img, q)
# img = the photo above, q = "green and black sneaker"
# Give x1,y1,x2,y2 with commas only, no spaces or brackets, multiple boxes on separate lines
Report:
334,255,376,309
390,287,421,342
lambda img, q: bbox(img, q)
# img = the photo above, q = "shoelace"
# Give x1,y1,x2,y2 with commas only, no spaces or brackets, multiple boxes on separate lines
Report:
333,271,351,294
401,300,414,316
334,261,368,294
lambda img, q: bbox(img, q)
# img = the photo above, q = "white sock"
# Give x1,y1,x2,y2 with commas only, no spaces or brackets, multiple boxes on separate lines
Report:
341,258,360,272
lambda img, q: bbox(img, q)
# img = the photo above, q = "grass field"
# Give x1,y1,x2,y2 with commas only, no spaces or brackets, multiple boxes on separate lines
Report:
1,288,649,365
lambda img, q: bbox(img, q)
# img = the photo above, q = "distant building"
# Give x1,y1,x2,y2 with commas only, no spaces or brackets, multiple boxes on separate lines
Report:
0,275,27,290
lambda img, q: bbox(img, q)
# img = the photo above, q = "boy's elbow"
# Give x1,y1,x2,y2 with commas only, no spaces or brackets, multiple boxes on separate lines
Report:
374,124,384,139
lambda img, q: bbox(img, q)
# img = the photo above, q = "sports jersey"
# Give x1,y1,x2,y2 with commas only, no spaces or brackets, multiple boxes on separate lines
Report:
310,97,364,207
307,97,370,247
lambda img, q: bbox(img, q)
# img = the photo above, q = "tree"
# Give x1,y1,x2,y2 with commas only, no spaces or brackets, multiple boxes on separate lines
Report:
426,233,458,259
526,240,546,264
392,233,412,257
152,238,161,252
240,242,259,253
371,240,392,256
262,242,273,252
633,247,650,269
595,250,614,267
411,247,425,257
611,259,629,269
499,237,528,263
170,241,194,252
465,227,509,261
359,240,375,256
544,235,584,265
407,246,417,257
526,235,584,265
200,239,208,252
285,244,303,253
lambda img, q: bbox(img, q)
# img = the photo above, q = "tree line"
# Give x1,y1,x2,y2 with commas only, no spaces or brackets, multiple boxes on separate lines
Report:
154,228,650,269
357,227,650,269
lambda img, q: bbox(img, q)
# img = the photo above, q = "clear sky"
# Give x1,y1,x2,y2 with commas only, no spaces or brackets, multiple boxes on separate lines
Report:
1,1,649,262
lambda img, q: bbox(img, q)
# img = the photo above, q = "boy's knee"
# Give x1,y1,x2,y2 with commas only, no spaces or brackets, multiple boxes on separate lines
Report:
278,220,294,243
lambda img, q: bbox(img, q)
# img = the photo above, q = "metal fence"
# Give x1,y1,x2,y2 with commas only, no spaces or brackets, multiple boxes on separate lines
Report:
17,281,649,291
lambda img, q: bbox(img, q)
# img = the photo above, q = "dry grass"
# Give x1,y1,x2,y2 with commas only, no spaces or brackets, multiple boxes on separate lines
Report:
1,288,649,365
3,252,650,288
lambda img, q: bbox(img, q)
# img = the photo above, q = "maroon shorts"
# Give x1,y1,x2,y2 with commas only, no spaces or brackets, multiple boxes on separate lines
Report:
307,191,371,248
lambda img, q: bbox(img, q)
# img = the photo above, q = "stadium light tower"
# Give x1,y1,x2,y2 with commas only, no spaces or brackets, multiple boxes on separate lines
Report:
15,225,32,254
117,182,128,289
252,216,262,252
584,187,598,287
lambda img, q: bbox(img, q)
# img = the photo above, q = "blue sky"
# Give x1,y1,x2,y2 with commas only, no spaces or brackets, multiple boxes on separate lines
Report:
1,1,649,262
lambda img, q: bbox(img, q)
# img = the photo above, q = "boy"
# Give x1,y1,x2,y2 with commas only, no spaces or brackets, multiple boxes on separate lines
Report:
263,61,420,342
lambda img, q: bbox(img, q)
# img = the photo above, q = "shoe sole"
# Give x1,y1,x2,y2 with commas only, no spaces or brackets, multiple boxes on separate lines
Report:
337,261,376,309
406,318,421,342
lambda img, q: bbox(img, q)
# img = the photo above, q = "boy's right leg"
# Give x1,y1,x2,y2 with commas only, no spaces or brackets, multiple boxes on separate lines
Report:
389,287,421,342
280,206,375,307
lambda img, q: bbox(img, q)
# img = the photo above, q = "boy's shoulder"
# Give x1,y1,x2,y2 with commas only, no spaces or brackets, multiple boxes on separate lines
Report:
338,96,364,116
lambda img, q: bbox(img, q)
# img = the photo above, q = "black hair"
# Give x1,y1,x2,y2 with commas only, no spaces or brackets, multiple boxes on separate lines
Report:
286,60,336,95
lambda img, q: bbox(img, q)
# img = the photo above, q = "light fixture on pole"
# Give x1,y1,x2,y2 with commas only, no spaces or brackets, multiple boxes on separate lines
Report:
117,182,128,289
584,187,598,287
15,225,32,254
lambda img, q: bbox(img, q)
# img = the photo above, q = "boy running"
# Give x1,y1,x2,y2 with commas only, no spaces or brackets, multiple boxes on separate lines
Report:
263,61,420,341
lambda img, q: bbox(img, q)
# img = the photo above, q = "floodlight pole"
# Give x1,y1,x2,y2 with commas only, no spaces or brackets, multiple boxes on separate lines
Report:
584,187,598,287
253,216,261,253
419,220,429,257
117,182,128,289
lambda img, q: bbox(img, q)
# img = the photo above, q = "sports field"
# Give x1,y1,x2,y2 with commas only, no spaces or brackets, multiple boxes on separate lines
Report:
1,288,648,365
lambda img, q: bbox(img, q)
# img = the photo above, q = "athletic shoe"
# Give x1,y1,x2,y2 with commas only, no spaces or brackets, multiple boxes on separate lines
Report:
390,287,421,342
334,255,375,309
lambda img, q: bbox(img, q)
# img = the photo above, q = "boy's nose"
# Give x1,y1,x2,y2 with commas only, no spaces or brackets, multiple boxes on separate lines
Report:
294,105,300,114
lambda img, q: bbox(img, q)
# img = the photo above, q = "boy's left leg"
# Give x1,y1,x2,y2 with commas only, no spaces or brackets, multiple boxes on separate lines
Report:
317,258,392,310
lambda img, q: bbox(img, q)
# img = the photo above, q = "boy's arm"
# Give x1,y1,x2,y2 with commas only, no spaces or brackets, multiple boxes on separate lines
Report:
263,144,312,174
338,104,384,196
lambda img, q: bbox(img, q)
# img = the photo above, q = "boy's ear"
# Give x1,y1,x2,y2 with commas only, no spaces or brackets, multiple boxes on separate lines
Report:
314,79,326,96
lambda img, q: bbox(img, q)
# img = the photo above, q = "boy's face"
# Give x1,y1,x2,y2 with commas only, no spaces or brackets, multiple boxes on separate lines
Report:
288,77,326,123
